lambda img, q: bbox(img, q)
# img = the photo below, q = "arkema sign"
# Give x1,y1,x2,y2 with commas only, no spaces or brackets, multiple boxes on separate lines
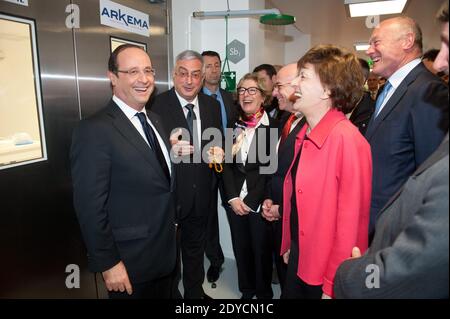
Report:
100,0,149,37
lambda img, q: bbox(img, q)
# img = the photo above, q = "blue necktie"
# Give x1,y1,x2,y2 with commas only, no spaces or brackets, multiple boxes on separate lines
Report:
374,81,393,118
211,93,227,132
136,112,170,180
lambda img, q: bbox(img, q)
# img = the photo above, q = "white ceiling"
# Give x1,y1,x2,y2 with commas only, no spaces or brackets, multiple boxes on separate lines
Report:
269,0,444,58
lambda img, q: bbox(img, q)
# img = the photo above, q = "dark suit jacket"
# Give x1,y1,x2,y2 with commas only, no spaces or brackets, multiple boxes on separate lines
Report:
334,134,449,299
349,92,375,136
219,88,238,128
222,116,277,211
70,100,177,284
266,117,306,212
150,88,222,220
365,63,448,231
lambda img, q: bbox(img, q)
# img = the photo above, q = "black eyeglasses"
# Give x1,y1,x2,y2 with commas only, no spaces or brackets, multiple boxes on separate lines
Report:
237,87,262,95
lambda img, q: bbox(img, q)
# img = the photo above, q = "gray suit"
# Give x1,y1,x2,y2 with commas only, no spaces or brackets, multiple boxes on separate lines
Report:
334,134,449,299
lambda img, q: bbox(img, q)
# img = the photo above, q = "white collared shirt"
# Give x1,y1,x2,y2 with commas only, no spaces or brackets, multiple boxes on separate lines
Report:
231,111,270,212
377,58,421,115
174,91,202,147
113,95,171,175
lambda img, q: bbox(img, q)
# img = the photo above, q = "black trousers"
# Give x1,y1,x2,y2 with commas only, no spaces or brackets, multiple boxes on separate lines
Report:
270,220,287,290
171,209,209,299
281,238,322,299
205,182,226,268
108,274,172,299
228,208,273,299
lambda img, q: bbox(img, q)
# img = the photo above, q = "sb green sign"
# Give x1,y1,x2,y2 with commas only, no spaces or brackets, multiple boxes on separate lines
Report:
221,71,236,92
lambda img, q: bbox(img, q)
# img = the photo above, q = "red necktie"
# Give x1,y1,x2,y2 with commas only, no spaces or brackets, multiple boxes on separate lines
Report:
280,113,297,146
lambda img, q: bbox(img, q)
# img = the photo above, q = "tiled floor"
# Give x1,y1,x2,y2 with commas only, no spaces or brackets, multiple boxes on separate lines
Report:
179,257,282,299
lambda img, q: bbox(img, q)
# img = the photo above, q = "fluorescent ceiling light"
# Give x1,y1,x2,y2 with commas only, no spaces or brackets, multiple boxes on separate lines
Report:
354,42,370,51
345,0,407,17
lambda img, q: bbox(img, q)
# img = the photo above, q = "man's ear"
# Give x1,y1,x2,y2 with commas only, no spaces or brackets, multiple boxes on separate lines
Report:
108,71,117,87
402,32,415,51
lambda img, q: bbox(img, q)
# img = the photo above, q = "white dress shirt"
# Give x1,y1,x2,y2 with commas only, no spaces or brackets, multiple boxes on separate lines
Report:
376,58,421,115
174,91,202,148
113,95,171,175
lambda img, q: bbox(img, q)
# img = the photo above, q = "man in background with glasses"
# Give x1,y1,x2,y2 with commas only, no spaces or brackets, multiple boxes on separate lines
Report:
150,50,223,299
71,44,176,299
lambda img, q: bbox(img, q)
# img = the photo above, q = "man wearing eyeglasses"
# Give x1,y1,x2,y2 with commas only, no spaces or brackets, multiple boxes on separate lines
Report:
150,50,223,299
70,44,176,299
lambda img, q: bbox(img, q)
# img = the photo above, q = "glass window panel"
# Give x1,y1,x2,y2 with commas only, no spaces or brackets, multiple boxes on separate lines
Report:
110,36,146,52
0,14,47,170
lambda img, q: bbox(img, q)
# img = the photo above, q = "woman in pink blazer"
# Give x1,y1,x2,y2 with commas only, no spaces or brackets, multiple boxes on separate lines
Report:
280,45,372,299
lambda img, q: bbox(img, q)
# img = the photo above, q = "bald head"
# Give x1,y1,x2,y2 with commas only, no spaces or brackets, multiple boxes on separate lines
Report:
367,16,423,78
381,16,423,52
273,63,298,112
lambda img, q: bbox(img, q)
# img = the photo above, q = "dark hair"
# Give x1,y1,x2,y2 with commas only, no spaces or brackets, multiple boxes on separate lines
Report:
437,1,449,23
253,64,277,78
108,44,145,74
422,49,440,62
358,58,371,81
297,45,364,114
201,50,221,62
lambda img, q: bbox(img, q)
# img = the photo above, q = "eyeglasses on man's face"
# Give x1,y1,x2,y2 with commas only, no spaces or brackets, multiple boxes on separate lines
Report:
117,67,156,78
176,69,203,81
237,87,262,95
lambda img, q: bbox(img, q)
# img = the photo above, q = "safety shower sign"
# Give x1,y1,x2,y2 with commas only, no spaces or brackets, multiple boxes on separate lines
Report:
100,0,150,37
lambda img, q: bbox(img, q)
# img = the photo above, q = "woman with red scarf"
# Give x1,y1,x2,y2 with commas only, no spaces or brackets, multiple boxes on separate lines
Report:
222,73,277,299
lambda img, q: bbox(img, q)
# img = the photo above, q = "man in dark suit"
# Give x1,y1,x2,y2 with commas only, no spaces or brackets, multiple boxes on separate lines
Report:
365,16,448,236
349,59,375,135
254,64,287,126
334,3,449,299
201,50,237,284
150,50,223,299
262,63,306,291
70,44,176,299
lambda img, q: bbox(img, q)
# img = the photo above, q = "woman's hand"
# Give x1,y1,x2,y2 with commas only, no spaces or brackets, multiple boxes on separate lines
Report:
229,198,251,216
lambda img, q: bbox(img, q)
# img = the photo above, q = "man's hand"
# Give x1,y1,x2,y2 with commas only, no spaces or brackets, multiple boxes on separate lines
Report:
207,146,225,164
261,199,273,220
102,261,133,295
170,129,193,157
321,293,332,299
229,198,251,216
351,247,362,258
262,200,280,222
283,249,290,264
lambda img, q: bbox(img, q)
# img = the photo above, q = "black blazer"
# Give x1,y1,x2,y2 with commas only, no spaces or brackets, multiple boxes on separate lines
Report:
365,63,448,231
150,88,223,220
70,100,177,284
222,116,277,211
219,88,239,128
266,117,306,212
349,92,375,136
